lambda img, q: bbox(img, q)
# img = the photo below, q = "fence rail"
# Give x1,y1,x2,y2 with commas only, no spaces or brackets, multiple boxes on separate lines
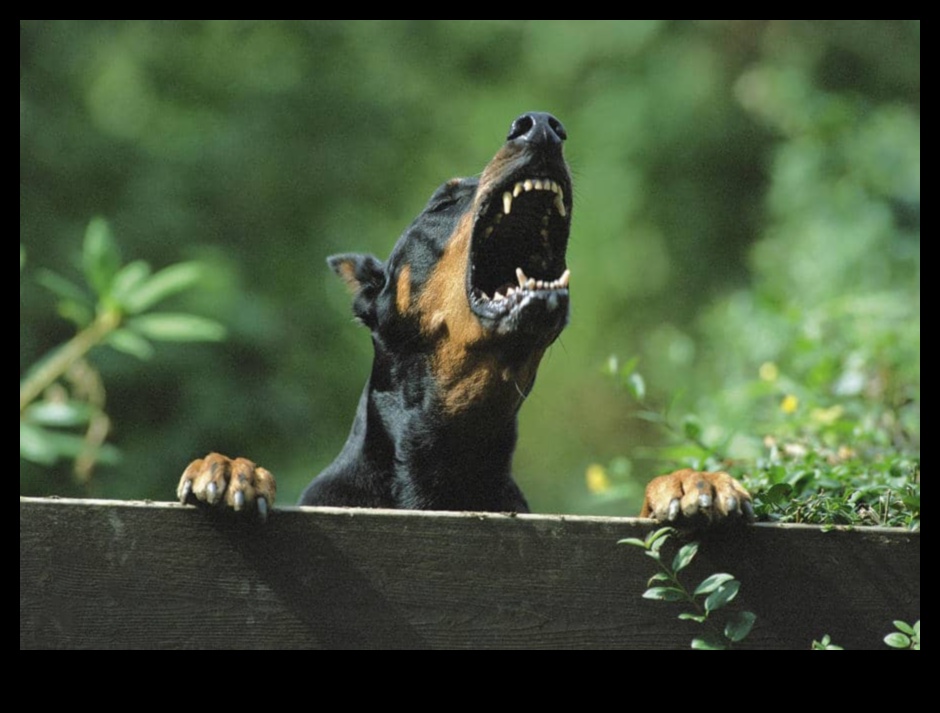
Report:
20,496,919,649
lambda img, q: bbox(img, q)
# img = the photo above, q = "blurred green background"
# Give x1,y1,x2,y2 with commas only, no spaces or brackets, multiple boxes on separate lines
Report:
20,20,920,514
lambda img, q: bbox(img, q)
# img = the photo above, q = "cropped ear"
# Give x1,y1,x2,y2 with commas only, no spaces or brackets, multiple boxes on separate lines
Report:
327,253,386,326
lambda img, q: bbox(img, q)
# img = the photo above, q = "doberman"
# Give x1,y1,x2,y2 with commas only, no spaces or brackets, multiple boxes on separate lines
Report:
178,112,752,524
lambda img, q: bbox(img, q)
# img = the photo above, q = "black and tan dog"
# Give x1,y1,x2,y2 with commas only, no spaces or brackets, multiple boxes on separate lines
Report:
178,112,752,524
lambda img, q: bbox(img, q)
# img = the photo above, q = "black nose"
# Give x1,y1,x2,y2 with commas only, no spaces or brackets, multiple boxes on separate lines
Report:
507,112,567,145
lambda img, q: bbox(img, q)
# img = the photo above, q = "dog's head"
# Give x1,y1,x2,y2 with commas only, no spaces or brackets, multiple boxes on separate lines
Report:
331,112,572,417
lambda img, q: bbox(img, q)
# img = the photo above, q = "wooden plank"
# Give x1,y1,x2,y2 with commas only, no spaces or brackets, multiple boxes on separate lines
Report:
20,497,919,649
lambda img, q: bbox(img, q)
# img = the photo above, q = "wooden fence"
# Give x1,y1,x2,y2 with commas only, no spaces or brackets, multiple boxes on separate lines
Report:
20,496,919,649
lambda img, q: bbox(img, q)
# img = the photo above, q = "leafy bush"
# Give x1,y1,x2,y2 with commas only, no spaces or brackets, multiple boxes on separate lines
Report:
20,218,224,481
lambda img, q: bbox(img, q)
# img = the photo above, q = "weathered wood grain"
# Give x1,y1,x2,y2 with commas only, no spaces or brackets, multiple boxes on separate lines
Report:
20,497,919,649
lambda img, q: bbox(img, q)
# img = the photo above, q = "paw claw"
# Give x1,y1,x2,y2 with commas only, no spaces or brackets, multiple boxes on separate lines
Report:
233,490,245,511
667,498,681,522
206,481,219,504
257,496,269,523
178,478,193,504
742,499,755,522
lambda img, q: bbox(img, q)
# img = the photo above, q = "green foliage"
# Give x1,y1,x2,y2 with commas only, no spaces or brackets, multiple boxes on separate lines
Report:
624,528,919,650
619,527,756,650
812,621,920,650
20,218,225,481
811,635,844,651
884,620,920,650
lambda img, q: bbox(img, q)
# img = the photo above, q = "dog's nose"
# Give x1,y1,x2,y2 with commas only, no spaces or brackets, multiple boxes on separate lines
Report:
507,112,567,145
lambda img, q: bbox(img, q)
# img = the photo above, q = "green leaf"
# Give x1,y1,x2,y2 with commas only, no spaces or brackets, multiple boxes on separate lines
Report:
20,422,60,465
618,355,640,379
127,313,226,342
672,542,699,572
57,299,94,328
23,401,92,427
122,262,206,314
647,527,674,549
36,269,92,305
647,572,670,586
617,537,648,548
106,328,155,360
643,586,686,602
694,573,736,596
812,635,844,650
884,632,911,649
691,636,726,650
704,580,740,613
109,260,152,308
762,482,793,506
893,620,915,635
724,610,757,642
678,612,706,623
82,217,121,298
682,414,702,441
626,372,646,401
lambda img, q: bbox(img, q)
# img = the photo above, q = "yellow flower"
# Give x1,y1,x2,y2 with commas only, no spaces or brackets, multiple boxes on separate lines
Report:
781,394,799,414
586,463,612,494
759,362,779,382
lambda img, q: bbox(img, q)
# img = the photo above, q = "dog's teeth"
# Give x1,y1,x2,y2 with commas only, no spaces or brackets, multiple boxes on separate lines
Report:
534,179,544,191
484,226,494,239
493,290,504,301
554,191,566,218
523,179,533,192
549,180,559,194
525,277,536,290
503,192,512,215
516,267,527,288
558,269,570,288
513,182,524,198
506,286,515,296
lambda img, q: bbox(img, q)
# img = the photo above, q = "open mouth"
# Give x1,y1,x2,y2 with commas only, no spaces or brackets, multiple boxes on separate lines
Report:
468,174,571,324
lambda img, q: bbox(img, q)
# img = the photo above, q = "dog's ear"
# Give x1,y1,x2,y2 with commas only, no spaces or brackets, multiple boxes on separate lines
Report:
328,253,386,326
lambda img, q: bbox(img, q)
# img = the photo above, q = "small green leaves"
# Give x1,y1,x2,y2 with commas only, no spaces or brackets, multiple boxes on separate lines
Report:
20,216,228,481
120,261,207,314
643,586,686,601
704,580,740,613
884,620,920,650
623,527,756,649
23,401,92,427
811,635,844,650
671,542,698,573
109,260,152,307
626,372,646,401
83,216,122,298
724,610,757,642
127,313,226,342
691,635,726,650
693,572,735,596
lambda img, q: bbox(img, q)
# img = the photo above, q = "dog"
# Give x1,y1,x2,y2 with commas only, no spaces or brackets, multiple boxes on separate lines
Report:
178,112,752,524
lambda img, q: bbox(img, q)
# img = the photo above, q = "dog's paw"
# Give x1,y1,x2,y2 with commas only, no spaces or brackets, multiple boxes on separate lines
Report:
177,452,277,521
641,469,753,525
